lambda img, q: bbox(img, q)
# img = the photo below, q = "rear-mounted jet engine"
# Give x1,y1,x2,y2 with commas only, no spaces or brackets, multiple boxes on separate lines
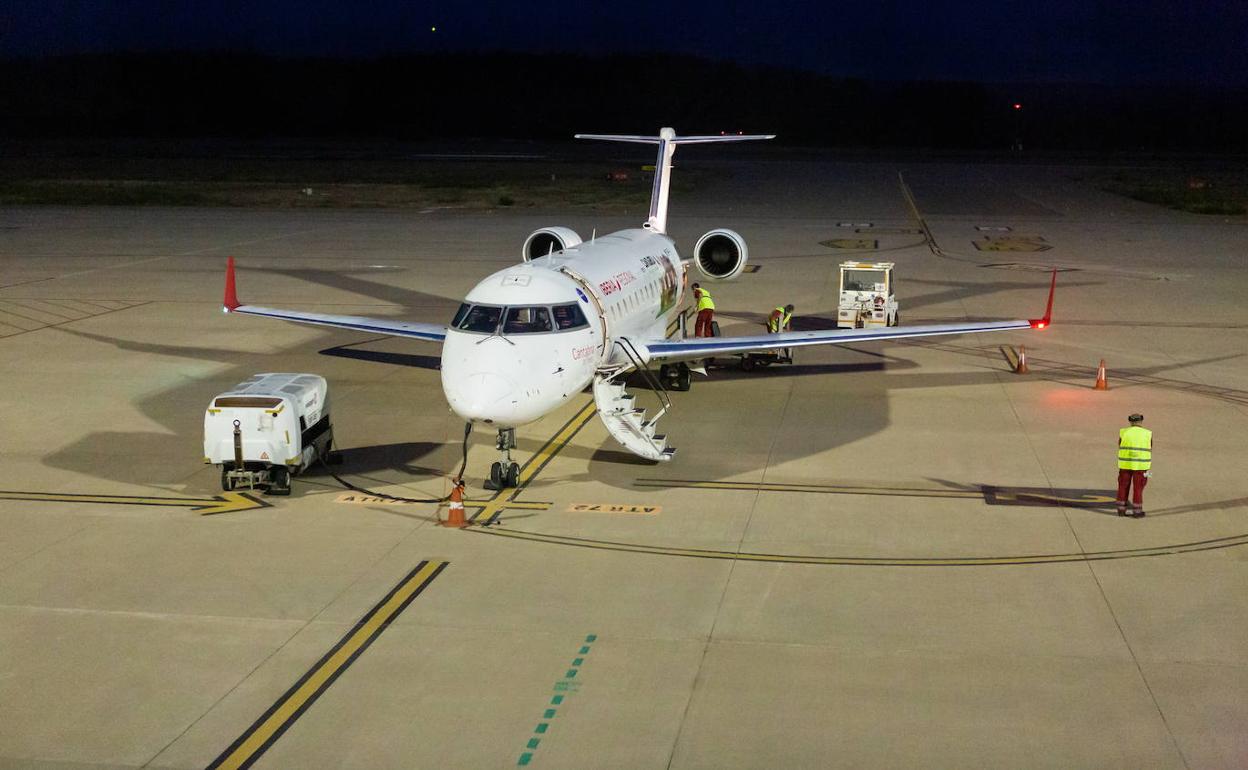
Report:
522,227,582,261
692,228,748,280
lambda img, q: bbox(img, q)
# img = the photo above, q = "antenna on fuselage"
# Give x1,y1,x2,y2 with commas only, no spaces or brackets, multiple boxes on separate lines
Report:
574,127,775,234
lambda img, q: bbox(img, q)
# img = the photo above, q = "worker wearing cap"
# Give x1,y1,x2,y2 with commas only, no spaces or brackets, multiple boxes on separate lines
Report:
692,283,715,338
767,304,795,334
1116,413,1153,518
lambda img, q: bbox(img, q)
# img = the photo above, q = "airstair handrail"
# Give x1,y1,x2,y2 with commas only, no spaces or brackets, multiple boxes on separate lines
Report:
613,337,672,419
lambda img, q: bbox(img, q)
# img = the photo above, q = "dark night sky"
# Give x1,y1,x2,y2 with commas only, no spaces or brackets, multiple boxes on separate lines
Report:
3,1,1247,86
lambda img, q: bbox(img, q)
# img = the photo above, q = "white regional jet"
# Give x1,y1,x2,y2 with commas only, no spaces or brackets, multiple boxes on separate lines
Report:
223,128,1055,489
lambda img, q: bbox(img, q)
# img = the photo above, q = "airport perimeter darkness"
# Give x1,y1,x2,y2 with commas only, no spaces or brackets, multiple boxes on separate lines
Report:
3,53,1247,152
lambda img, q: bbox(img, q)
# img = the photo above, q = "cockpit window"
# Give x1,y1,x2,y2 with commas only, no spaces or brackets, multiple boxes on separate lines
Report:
503,306,553,334
454,304,503,333
552,303,589,330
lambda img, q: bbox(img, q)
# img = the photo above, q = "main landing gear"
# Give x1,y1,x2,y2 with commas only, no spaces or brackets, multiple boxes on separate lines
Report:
484,427,520,490
658,362,692,392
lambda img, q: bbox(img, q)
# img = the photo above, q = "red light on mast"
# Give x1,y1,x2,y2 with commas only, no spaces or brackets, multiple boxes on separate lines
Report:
1013,103,1022,110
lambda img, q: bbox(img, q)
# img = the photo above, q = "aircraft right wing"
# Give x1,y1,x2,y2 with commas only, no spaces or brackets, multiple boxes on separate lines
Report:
222,257,447,344
635,270,1056,365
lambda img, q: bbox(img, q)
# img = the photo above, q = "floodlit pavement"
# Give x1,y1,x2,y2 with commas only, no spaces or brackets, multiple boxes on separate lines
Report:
1,156,1247,768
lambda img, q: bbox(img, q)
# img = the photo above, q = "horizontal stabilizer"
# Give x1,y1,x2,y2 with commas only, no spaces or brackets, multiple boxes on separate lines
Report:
575,127,774,233
574,132,776,145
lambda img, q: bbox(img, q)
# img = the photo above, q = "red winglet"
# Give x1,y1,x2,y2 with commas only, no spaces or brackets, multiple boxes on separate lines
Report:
223,256,240,312
1029,269,1056,329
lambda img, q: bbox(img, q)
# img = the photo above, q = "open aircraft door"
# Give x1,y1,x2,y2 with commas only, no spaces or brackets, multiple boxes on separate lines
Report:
559,267,610,364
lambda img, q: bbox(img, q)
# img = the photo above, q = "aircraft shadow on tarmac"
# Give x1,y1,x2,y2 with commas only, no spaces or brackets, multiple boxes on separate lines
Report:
247,265,462,316
318,340,441,370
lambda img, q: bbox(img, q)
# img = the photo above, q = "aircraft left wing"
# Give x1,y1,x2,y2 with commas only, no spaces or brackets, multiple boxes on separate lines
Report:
636,271,1055,364
222,257,447,344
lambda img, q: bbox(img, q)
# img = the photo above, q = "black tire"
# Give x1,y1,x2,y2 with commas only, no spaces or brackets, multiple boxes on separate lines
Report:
675,364,692,391
741,356,756,372
267,466,291,496
220,468,233,492
487,461,503,490
506,462,520,487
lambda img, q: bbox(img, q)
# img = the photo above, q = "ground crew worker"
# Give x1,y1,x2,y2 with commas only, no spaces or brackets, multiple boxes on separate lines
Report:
1116,413,1152,518
692,283,715,337
767,304,795,333
767,303,795,360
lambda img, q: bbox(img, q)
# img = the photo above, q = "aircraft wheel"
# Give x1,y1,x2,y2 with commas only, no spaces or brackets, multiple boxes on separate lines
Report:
267,466,291,496
740,356,756,372
506,462,520,488
675,364,692,391
221,468,234,492
486,461,503,490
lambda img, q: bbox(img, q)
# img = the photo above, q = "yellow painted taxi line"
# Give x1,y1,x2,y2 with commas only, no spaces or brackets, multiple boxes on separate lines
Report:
1001,345,1020,369
516,401,597,489
471,400,597,525
0,489,269,515
635,479,1118,507
208,560,448,770
634,478,985,499
472,528,1248,567
467,500,552,510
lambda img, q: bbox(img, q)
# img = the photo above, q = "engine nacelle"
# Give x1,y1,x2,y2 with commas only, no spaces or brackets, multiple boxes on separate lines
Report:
522,227,582,262
692,229,748,281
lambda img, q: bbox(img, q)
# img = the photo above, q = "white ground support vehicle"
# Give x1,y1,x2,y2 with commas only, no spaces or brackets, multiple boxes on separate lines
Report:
837,261,899,328
204,373,334,495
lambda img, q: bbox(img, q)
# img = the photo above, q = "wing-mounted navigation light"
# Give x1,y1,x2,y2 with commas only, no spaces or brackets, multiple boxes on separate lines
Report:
1029,269,1057,329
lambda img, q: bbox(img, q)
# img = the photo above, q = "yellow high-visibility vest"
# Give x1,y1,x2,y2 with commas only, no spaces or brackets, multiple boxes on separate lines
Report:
768,306,791,332
1118,426,1152,471
696,289,715,312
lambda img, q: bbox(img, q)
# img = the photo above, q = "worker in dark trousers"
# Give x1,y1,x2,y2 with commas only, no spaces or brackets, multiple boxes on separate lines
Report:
692,283,715,337
1116,413,1152,517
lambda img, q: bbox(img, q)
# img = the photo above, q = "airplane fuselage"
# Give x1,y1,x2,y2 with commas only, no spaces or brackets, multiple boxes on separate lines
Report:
440,228,687,428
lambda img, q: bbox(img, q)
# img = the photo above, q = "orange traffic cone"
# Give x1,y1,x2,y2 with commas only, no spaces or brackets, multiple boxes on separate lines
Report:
1094,359,1108,390
441,480,467,528
1015,345,1030,374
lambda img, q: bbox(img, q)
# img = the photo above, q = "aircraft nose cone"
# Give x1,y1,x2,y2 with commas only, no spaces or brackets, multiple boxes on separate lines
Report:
452,372,517,423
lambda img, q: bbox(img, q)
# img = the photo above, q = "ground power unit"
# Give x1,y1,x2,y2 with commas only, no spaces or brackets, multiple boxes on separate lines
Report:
204,373,334,495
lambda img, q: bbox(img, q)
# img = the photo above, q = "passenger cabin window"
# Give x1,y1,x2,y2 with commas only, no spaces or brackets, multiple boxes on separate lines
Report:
503,306,553,334
552,303,589,330
455,304,503,333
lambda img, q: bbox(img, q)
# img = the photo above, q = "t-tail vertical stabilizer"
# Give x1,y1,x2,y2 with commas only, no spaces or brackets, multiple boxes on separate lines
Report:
574,127,774,234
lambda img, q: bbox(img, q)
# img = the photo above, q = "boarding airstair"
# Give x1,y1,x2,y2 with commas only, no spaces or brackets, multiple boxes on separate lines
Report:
592,339,676,462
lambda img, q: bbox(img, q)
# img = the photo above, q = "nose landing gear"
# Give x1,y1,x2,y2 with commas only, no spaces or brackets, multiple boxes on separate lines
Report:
484,427,521,490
